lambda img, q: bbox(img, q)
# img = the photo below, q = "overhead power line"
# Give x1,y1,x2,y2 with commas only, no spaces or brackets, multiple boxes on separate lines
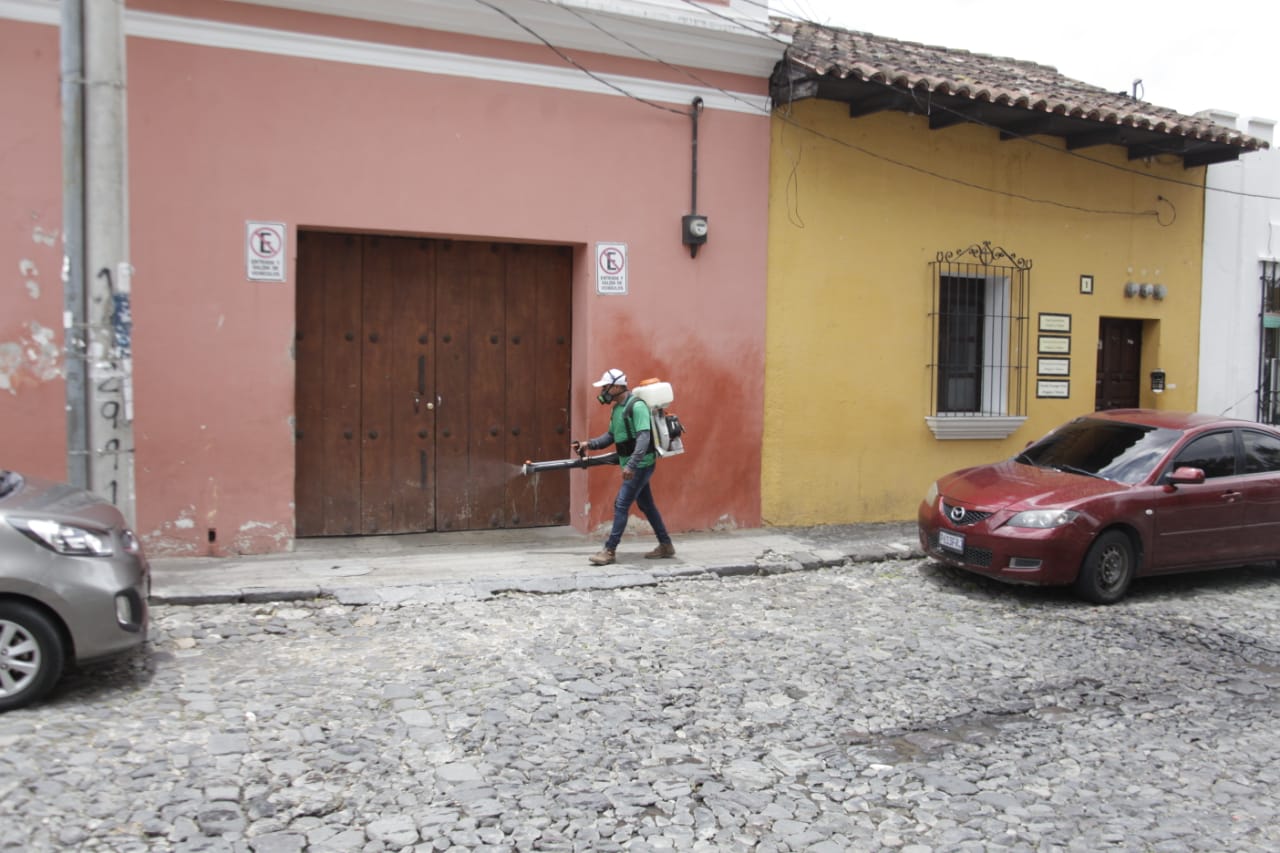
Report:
471,0,687,115
482,0,1277,211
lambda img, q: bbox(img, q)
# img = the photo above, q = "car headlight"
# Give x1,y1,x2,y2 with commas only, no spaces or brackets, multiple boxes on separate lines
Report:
10,518,115,556
1005,509,1081,529
121,529,141,556
924,481,939,505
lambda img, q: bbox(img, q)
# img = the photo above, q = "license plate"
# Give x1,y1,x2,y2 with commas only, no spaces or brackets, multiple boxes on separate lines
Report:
939,528,965,554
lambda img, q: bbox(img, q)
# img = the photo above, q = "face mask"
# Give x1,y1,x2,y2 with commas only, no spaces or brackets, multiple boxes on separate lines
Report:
597,386,620,405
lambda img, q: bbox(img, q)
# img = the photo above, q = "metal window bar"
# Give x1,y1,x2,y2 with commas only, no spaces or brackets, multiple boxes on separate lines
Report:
1257,260,1280,425
929,242,1031,418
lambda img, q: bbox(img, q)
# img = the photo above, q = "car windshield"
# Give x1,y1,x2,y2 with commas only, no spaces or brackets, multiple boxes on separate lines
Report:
1014,418,1184,484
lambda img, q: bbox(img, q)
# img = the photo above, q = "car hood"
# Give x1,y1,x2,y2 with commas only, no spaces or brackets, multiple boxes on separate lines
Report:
0,472,127,529
938,459,1129,511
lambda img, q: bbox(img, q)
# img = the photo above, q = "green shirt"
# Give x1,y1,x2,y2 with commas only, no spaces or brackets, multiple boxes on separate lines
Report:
610,395,656,469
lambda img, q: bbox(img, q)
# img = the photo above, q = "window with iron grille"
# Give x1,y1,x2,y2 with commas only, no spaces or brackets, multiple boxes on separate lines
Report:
927,242,1031,439
1257,260,1280,426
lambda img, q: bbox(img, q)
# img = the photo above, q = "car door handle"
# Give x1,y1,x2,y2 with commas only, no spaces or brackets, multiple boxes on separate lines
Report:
1221,490,1242,502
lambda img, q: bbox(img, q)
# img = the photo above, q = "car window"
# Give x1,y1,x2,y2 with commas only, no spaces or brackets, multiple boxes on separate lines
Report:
1015,418,1183,484
1242,430,1280,474
0,470,16,499
1171,431,1237,479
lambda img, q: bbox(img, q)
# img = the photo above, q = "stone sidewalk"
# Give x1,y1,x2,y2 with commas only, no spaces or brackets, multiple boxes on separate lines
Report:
148,522,923,606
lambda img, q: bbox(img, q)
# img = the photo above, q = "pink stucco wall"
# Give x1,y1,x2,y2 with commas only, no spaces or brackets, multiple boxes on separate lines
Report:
1,3,769,554
1,20,67,479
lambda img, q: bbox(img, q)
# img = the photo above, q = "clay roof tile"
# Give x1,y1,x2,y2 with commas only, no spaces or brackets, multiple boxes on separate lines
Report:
772,17,1268,152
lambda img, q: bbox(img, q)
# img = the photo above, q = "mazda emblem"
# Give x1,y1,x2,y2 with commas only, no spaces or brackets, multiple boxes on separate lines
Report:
949,505,967,523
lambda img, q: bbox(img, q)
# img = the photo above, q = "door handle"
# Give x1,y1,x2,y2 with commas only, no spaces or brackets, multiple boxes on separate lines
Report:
1221,490,1242,502
415,356,429,413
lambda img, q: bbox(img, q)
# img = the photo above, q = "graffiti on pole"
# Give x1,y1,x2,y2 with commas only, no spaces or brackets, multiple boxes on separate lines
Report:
89,263,135,518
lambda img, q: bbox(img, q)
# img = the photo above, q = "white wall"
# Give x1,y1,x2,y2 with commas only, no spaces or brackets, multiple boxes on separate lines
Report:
1198,111,1280,420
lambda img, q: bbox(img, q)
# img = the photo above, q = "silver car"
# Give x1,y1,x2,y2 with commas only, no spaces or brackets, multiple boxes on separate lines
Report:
0,469,149,711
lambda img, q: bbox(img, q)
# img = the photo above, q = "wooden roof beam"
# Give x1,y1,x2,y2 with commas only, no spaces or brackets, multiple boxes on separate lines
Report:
1066,127,1132,150
848,88,915,118
1183,147,1242,168
928,102,982,130
768,64,818,105
997,115,1058,141
1126,139,1188,160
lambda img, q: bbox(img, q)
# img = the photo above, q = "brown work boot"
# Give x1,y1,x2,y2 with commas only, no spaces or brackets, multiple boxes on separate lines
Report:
645,542,676,559
588,549,616,566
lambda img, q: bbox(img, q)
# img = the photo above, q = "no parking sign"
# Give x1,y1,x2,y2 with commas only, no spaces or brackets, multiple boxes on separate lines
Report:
596,242,627,295
246,221,287,282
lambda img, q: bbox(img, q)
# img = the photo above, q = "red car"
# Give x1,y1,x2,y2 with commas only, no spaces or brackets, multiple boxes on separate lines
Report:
918,410,1280,603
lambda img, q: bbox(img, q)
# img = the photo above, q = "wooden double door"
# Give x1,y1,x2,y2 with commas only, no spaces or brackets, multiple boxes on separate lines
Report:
295,231,572,536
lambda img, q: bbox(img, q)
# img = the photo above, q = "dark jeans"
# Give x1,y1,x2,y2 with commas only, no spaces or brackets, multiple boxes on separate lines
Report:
604,464,670,551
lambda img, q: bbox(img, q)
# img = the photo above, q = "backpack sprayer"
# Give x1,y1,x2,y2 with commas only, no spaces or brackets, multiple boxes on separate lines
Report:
521,378,685,477
520,448,619,476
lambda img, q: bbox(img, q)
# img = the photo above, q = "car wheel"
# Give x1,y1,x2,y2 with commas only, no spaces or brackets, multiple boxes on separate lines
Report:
1073,530,1135,604
0,601,67,712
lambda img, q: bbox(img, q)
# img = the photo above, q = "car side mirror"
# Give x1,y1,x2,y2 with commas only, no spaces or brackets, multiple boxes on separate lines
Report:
1166,466,1206,486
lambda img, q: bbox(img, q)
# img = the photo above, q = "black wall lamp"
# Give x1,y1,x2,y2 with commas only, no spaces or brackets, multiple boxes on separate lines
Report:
682,96,708,258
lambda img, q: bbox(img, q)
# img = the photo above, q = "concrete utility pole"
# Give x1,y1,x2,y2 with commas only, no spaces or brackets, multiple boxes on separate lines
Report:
60,0,87,491
62,0,136,525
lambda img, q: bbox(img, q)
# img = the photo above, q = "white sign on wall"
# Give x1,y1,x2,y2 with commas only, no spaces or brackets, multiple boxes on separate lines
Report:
596,242,627,295
246,221,287,282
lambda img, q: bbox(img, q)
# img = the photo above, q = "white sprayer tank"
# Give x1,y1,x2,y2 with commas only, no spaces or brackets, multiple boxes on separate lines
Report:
631,381,673,408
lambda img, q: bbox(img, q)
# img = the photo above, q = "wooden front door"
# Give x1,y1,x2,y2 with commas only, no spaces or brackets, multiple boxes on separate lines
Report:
295,232,572,536
1095,318,1142,410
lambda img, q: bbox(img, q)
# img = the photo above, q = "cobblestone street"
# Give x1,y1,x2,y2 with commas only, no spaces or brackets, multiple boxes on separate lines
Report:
3,558,1280,852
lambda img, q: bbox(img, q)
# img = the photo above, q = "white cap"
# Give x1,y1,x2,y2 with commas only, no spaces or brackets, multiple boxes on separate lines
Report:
592,368,627,387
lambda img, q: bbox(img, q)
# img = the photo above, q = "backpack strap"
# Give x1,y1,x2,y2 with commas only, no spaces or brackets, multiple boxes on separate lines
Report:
618,395,657,461
623,395,641,441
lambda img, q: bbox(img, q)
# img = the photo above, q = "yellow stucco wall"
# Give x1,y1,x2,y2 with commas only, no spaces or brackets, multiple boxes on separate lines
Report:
763,99,1207,524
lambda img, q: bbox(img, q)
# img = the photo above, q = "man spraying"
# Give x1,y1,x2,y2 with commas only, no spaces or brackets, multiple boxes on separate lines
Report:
573,368,676,566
